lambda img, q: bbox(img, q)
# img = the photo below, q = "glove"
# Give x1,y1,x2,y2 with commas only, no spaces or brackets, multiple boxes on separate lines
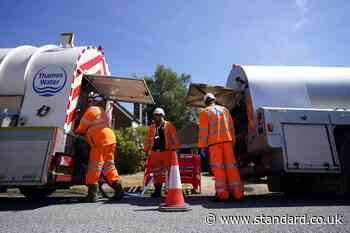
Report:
199,147,208,157
143,152,149,162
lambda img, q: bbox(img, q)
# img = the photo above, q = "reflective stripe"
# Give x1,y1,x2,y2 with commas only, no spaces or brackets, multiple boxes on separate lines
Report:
224,163,239,169
103,160,116,172
215,181,226,187
88,165,103,172
105,160,115,166
209,128,230,136
209,121,218,128
208,119,227,128
88,161,103,171
228,182,243,188
103,166,115,172
86,121,109,135
152,168,162,172
216,188,226,193
210,163,225,168
167,165,181,189
90,161,104,166
215,181,227,192
146,121,178,151
199,128,208,132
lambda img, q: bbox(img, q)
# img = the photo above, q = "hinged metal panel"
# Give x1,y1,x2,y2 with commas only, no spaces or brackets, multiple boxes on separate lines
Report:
84,75,154,104
282,124,338,171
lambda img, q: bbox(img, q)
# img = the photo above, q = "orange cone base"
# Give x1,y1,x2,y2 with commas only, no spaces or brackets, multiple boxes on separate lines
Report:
158,188,191,212
158,202,191,212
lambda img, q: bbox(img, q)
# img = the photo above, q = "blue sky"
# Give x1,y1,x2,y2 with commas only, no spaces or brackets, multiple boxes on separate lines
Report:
1,0,350,86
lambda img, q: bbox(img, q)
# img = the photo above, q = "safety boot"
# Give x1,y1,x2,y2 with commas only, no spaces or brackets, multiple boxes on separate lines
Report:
110,180,124,201
151,183,163,198
84,184,99,203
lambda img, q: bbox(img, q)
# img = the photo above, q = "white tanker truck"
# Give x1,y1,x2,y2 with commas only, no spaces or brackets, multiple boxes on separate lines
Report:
186,64,350,195
0,35,154,198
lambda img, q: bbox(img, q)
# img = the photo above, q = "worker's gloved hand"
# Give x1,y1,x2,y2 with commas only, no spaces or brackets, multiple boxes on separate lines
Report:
143,153,149,162
199,148,208,157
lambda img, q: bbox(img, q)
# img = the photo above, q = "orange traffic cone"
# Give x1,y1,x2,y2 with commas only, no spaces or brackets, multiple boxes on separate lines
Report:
159,151,191,212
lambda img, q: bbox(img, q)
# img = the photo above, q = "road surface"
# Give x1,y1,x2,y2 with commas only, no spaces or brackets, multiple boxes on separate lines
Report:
0,190,348,233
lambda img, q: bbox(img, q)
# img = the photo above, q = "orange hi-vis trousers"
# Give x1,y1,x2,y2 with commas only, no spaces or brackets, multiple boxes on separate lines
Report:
86,143,121,185
209,142,243,200
148,150,173,184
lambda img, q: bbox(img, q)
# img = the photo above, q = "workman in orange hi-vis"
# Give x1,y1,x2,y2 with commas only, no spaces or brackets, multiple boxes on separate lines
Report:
198,93,244,202
144,107,181,198
75,93,123,202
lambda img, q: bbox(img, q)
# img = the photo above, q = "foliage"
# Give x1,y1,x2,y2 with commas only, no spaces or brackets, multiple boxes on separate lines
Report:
142,65,197,130
114,126,147,174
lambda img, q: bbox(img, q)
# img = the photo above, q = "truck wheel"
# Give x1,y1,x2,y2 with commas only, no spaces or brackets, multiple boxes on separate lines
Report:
339,133,350,194
19,186,56,200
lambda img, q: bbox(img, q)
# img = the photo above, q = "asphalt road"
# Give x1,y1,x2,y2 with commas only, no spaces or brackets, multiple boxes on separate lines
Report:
0,192,349,233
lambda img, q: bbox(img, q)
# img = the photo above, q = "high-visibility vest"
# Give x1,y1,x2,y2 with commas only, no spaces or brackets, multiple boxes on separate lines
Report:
144,121,180,153
198,104,235,148
75,106,116,146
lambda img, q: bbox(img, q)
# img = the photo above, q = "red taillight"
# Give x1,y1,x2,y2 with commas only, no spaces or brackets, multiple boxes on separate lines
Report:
257,111,265,134
267,123,274,132
257,111,263,124
58,155,73,167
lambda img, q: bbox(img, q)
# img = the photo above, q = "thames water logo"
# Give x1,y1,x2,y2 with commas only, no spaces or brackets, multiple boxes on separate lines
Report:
32,66,67,97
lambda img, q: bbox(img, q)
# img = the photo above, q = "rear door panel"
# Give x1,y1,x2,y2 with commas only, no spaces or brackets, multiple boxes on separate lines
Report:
185,83,240,109
282,124,338,171
0,127,56,185
84,75,154,104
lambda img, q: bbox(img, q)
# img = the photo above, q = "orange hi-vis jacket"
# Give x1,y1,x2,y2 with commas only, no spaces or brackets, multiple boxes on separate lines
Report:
144,121,180,153
75,106,116,147
198,104,235,148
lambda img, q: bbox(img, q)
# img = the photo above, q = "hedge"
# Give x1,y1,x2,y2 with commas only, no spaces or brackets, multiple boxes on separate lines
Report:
114,126,147,175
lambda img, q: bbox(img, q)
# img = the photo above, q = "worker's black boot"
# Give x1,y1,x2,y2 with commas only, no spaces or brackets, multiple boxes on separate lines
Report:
110,180,124,201
84,184,99,203
151,183,162,198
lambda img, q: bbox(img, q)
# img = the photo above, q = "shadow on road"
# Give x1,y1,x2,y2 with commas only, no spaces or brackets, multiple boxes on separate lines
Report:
185,193,350,209
0,196,84,211
0,193,349,212
105,192,350,211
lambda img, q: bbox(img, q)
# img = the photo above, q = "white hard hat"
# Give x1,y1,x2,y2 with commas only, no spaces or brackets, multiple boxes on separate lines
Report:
204,93,216,102
153,107,165,116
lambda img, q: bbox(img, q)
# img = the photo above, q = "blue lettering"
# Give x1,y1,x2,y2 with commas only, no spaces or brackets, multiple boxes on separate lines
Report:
33,66,67,97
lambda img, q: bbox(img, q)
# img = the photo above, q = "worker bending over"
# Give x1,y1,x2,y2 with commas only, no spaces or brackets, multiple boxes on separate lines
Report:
75,94,123,202
144,108,180,197
198,93,244,202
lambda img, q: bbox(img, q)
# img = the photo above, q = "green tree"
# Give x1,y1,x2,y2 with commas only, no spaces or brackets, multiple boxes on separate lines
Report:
142,65,197,130
114,126,147,174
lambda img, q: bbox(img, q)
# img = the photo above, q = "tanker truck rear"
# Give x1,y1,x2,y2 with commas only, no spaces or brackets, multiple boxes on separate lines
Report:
0,34,154,198
186,65,350,195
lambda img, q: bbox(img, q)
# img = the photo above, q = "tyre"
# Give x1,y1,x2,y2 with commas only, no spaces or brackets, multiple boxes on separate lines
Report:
339,133,350,194
19,186,56,200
